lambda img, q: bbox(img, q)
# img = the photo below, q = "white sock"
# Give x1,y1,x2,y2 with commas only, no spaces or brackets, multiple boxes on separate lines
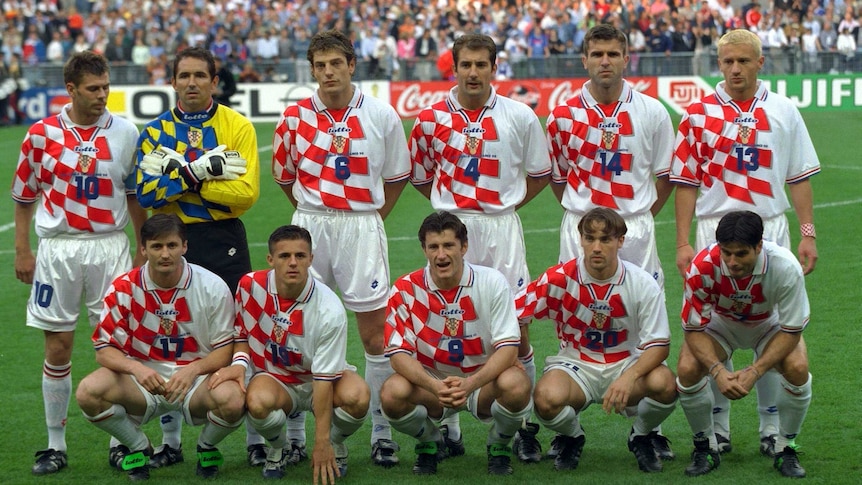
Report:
286,411,307,444
384,406,441,443
198,411,243,449
776,373,812,449
249,409,289,449
632,397,676,436
331,407,366,445
159,411,183,449
365,353,394,443
519,346,537,389
756,369,781,437
677,376,718,449
534,405,583,437
84,404,149,452
244,366,265,446
43,361,71,452
711,360,732,438
488,400,532,445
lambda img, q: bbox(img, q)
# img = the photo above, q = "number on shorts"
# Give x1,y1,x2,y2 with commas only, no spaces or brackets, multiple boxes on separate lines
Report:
447,339,465,363
33,280,54,308
74,175,100,200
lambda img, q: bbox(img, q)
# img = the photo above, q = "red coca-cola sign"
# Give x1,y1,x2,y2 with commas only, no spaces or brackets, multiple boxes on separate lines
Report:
390,78,658,119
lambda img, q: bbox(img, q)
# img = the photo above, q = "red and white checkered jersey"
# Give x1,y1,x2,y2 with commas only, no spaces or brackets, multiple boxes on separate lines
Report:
11,105,139,238
93,260,235,380
670,81,820,218
681,240,810,333
234,270,348,385
409,86,552,214
547,80,674,216
272,86,410,211
515,258,670,365
384,262,521,377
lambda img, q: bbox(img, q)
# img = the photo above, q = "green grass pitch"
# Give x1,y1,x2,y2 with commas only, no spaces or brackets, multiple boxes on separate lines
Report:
0,111,860,484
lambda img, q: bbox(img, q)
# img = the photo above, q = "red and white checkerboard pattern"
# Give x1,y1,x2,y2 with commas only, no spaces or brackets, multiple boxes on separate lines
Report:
681,241,810,334
94,262,234,380
670,81,821,219
235,270,348,385
546,81,674,217
409,86,551,214
516,258,670,365
11,107,139,238
385,264,521,377
273,88,410,212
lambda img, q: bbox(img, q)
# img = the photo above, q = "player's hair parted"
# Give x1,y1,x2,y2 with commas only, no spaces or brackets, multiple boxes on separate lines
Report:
418,211,468,247
269,225,313,254
578,207,628,239
172,46,216,80
583,23,629,55
452,33,497,65
717,29,762,59
307,29,356,64
141,214,187,245
715,211,764,248
64,50,109,86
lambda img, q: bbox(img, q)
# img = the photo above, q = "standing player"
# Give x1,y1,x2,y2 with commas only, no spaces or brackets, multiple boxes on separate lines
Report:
11,51,145,475
272,29,409,468
671,28,819,457
381,211,533,476
544,22,675,460
217,225,370,482
546,23,674,286
408,33,551,462
516,208,677,473
676,211,811,478
75,214,246,480
135,45,263,468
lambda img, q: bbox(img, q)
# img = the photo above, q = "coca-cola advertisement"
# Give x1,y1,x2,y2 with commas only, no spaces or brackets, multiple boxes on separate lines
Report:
390,78,659,119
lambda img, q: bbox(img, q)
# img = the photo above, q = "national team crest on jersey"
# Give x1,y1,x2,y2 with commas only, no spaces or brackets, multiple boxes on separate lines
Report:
730,291,753,315
270,307,304,345
159,317,175,334
444,317,461,336
461,119,499,156
188,129,202,148
329,122,350,154
78,154,93,172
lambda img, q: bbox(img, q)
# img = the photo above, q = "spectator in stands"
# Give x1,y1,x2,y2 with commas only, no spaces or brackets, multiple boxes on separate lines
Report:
837,27,857,72
238,61,262,83
496,49,514,80
396,30,416,81
414,27,437,81
745,2,763,29
131,36,151,67
819,19,838,73
801,25,822,72
629,24,647,74
46,30,65,64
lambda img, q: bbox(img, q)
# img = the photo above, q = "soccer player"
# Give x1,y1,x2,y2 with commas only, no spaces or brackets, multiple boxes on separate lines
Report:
272,29,409,468
75,214,245,480
11,51,146,475
676,211,811,478
381,211,533,476
671,28,820,457
218,225,370,482
544,22,675,461
135,46,263,468
408,33,550,462
516,207,677,473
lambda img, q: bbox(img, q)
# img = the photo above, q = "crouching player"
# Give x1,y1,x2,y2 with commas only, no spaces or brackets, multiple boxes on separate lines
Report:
76,214,245,480
516,207,677,473
380,211,533,476
215,225,369,483
676,211,812,478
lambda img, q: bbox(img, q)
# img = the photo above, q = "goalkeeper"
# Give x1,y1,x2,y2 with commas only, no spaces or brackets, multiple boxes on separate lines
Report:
133,46,262,469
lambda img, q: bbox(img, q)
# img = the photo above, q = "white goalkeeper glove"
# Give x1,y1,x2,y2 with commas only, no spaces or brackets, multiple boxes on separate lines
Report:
183,145,248,183
140,146,185,175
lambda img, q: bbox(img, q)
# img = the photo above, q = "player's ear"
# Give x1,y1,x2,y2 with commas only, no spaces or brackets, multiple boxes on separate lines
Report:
181,240,188,255
266,253,274,268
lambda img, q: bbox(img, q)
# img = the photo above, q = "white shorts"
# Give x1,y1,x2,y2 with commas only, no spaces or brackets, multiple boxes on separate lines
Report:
543,355,638,412
696,213,790,250
424,368,487,423
293,208,390,312
26,232,132,331
703,318,782,359
560,211,663,287
251,364,358,415
456,211,530,293
133,374,207,426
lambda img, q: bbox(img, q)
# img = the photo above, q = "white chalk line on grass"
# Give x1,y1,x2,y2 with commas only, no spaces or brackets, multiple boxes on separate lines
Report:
1,196,860,253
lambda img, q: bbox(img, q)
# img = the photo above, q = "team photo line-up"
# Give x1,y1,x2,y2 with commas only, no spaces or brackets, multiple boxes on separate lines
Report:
13,23,816,482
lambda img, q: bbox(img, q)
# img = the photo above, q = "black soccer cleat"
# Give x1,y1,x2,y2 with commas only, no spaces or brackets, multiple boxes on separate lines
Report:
32,449,68,475
439,424,465,460
553,433,586,471
684,437,720,477
760,434,778,458
647,430,675,461
121,447,152,481
715,433,733,454
109,444,131,470
247,443,267,467
195,445,223,479
774,445,806,478
487,444,514,475
371,438,400,468
513,422,543,463
286,439,308,465
149,443,183,469
628,431,663,473
413,441,439,475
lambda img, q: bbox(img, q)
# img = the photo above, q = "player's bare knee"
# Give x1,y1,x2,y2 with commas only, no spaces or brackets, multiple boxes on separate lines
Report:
533,385,565,419
245,392,278,420
779,356,810,385
495,367,531,405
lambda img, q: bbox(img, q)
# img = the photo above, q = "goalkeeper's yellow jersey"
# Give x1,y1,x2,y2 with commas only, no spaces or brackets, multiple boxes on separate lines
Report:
136,101,260,223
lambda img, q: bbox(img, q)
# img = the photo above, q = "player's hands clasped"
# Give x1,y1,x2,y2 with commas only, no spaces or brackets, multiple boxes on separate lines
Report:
140,146,185,175
185,144,248,182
